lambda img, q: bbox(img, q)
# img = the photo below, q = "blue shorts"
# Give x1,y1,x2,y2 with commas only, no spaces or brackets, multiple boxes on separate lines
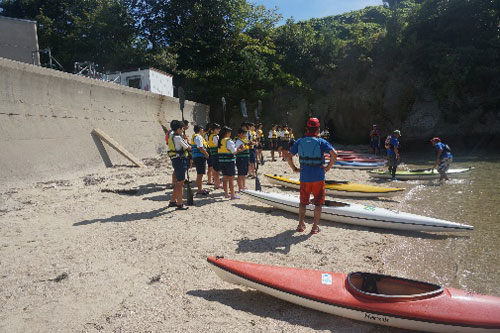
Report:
219,161,235,177
211,154,220,172
249,149,256,163
236,156,249,176
193,157,207,175
172,158,187,181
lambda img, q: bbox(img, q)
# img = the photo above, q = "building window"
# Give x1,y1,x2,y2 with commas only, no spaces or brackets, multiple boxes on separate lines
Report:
127,76,141,89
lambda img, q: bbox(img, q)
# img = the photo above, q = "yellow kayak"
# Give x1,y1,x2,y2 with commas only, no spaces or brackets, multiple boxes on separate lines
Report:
264,174,404,198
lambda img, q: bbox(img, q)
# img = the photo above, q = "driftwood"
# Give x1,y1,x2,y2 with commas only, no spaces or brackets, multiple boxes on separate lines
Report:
91,128,145,168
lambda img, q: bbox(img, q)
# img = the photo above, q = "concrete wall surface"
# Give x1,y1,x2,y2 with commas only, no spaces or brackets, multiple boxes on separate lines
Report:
0,16,39,65
0,57,209,186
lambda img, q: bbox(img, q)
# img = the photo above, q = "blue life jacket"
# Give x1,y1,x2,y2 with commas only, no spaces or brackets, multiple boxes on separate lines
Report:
298,137,324,166
436,142,452,159
191,134,205,159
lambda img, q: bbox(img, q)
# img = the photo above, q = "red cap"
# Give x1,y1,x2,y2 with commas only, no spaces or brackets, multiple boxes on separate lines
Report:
307,117,320,128
430,137,441,142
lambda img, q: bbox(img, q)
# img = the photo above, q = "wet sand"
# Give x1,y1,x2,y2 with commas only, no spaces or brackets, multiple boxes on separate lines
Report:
0,150,451,332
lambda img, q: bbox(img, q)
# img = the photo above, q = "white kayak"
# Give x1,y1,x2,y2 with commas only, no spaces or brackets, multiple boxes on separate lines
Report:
369,167,473,180
241,190,473,232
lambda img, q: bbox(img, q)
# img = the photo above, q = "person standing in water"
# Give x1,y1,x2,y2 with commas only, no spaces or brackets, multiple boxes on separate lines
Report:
430,137,453,182
286,118,337,235
385,130,401,180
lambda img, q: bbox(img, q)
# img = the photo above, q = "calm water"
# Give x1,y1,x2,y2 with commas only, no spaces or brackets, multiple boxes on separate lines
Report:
381,149,500,296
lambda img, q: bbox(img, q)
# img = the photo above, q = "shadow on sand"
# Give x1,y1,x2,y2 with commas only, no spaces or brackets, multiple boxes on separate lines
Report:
186,288,394,332
236,230,310,254
73,206,175,226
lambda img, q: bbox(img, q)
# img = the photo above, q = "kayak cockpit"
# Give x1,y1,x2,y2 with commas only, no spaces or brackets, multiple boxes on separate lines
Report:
346,272,444,302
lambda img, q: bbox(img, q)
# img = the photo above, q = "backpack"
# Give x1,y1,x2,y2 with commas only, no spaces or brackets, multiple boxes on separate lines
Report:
384,136,391,149
444,143,451,153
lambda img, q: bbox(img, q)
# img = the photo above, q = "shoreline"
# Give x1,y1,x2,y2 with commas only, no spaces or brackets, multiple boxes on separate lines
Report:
0,151,471,332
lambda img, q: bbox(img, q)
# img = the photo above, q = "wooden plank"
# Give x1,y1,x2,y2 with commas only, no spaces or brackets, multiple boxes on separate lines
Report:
91,128,146,168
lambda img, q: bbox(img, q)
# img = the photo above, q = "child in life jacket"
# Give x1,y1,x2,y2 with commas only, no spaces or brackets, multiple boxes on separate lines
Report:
217,126,239,199
234,128,250,192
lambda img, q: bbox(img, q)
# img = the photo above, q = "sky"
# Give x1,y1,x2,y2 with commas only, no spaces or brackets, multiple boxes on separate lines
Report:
251,0,384,23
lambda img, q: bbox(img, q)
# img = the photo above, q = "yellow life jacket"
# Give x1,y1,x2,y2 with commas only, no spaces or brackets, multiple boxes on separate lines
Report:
258,129,264,138
235,137,250,157
284,130,290,140
191,133,208,147
218,137,235,162
207,133,218,154
250,131,257,143
167,133,188,159
272,130,277,139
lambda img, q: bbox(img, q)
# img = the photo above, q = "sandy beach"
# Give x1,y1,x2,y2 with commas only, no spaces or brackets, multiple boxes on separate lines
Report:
1,150,424,332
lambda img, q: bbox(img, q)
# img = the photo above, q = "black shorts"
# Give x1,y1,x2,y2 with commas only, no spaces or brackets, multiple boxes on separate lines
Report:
211,154,220,172
270,139,277,149
219,161,235,177
193,157,207,175
236,156,249,176
249,149,256,163
172,158,187,181
280,141,290,150
207,152,213,167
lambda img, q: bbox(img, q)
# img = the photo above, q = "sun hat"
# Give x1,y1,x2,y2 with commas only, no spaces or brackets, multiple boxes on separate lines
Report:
430,137,441,142
394,129,401,136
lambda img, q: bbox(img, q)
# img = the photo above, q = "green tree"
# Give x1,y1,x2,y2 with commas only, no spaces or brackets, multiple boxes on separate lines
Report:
0,0,146,71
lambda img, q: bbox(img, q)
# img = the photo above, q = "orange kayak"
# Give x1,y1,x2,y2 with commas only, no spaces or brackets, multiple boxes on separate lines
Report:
208,257,500,332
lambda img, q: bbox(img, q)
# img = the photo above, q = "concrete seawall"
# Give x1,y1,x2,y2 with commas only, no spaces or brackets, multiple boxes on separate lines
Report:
0,57,209,186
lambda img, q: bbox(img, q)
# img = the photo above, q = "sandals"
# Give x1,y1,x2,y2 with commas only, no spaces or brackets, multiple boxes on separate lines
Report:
310,227,320,235
168,201,177,208
196,189,210,196
175,204,189,210
296,224,306,232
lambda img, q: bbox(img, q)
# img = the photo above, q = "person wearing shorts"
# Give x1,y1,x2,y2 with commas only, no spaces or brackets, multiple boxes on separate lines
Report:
430,137,453,182
386,130,401,180
217,126,238,199
286,118,336,235
167,120,191,210
268,125,278,161
191,125,210,196
235,128,250,191
207,124,221,189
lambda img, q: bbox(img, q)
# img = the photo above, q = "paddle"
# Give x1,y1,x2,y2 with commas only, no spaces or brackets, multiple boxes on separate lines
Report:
178,87,194,206
255,159,262,191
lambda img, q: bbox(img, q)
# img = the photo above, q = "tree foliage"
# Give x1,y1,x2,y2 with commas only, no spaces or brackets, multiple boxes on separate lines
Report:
1,0,498,122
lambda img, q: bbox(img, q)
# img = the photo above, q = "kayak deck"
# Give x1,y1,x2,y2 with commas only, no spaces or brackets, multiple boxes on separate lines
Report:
369,167,473,180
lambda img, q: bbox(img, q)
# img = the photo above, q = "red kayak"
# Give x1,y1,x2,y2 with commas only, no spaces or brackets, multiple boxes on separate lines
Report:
208,257,500,332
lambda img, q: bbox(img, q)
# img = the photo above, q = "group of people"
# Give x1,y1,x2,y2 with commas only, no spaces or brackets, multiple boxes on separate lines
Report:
166,120,267,208
267,124,295,161
376,126,453,182
165,116,452,236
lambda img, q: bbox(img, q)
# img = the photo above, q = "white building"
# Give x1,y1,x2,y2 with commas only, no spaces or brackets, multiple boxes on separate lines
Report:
0,16,40,65
108,67,174,97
